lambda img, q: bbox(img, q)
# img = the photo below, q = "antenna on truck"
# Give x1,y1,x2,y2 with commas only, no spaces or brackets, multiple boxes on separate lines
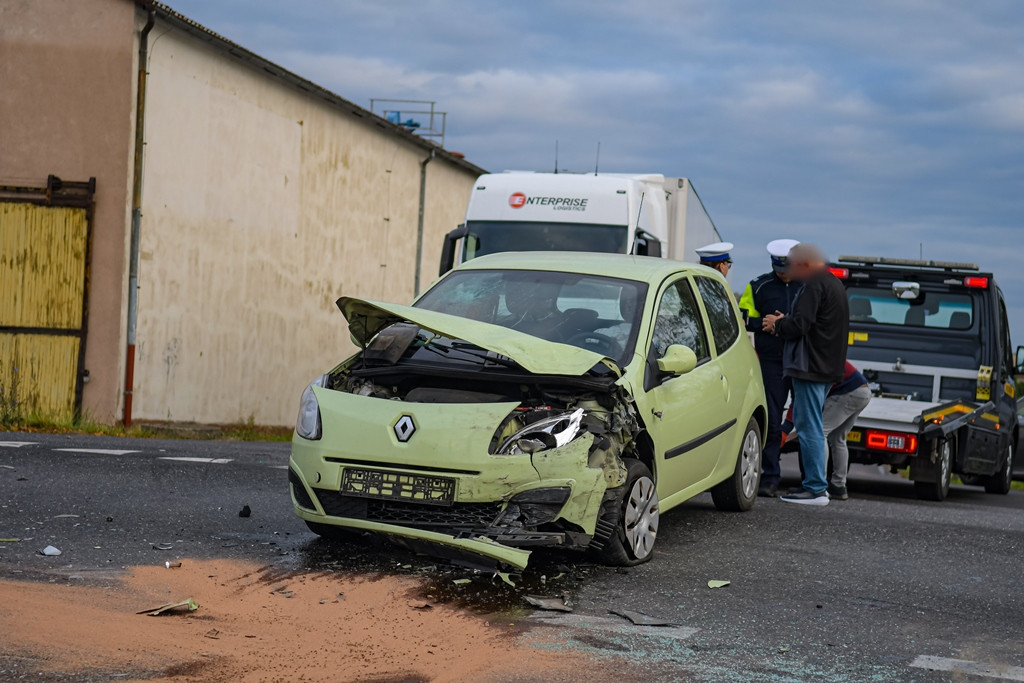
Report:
594,142,601,175
554,140,559,174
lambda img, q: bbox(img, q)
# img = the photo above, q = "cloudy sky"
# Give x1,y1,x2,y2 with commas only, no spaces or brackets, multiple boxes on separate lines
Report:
169,0,1024,336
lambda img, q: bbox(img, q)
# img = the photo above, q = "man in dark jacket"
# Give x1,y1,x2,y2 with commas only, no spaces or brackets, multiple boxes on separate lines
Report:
763,244,849,506
737,239,801,497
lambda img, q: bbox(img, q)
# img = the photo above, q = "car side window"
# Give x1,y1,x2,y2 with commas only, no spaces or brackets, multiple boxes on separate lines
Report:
694,276,740,353
651,279,710,361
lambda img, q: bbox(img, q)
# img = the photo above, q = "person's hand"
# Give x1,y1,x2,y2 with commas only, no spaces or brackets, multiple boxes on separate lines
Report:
762,311,784,333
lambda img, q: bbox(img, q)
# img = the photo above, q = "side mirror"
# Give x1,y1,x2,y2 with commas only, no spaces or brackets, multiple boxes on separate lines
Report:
633,229,662,258
439,224,468,276
657,344,698,376
1016,345,1024,375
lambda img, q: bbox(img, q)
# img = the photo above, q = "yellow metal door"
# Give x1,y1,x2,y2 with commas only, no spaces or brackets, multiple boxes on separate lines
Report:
0,179,92,423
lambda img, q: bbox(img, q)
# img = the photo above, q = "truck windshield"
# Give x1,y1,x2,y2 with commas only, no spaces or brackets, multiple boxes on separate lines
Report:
416,268,646,366
847,286,974,330
463,221,627,259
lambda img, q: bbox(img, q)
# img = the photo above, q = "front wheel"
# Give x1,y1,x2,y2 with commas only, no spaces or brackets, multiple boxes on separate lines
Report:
983,442,1013,495
711,418,762,511
914,438,951,501
593,459,659,566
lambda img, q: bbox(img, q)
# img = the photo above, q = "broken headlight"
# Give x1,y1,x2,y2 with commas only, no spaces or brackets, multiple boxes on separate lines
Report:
295,374,328,440
496,408,585,455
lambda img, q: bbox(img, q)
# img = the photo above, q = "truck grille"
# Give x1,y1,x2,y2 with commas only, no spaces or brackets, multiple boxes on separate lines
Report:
313,489,503,529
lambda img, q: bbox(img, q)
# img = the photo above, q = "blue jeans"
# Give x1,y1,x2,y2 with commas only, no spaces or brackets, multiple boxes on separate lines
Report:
792,378,830,495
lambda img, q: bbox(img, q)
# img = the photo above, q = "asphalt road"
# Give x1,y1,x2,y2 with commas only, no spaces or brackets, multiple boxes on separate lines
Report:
2,432,1023,682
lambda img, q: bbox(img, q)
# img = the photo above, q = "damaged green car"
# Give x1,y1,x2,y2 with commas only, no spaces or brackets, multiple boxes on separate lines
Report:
289,252,767,569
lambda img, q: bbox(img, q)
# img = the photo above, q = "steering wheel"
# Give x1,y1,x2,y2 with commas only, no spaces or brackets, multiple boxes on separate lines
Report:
565,331,622,358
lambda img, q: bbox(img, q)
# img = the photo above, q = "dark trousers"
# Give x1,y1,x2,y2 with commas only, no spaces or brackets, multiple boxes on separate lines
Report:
760,357,790,485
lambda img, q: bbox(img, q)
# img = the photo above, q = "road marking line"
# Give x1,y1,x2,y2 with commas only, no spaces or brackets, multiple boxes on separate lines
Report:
528,613,698,641
910,655,1024,681
159,456,233,464
0,442,38,448
53,448,141,456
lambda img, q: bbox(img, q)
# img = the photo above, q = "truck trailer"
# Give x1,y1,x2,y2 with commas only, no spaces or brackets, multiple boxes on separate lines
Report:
439,172,721,275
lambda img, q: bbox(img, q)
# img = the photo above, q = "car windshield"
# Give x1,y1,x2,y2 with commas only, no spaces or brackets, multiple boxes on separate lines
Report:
415,269,647,366
463,221,627,259
847,286,975,330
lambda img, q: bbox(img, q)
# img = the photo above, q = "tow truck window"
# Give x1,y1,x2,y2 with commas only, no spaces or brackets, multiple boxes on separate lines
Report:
846,287,974,330
463,221,627,259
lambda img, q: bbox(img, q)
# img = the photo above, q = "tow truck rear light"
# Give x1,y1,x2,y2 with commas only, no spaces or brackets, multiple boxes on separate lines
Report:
963,276,989,289
865,430,918,454
829,267,849,279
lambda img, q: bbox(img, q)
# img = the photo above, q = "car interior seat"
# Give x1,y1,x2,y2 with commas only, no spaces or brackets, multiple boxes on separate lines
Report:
948,311,971,329
904,307,926,326
849,297,877,322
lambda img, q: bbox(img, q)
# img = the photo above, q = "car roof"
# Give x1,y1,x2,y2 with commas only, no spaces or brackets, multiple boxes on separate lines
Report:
455,251,703,283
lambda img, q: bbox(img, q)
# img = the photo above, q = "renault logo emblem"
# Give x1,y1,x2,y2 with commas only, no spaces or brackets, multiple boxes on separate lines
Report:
394,415,416,442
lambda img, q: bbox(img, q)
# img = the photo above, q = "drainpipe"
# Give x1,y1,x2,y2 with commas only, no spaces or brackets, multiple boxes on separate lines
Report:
413,149,435,296
123,6,155,426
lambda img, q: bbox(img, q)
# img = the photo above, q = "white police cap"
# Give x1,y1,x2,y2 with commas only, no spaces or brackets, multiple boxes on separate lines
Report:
695,241,734,263
767,239,799,259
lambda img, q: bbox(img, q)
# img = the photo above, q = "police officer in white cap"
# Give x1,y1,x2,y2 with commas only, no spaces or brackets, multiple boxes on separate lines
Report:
738,239,802,497
695,241,734,277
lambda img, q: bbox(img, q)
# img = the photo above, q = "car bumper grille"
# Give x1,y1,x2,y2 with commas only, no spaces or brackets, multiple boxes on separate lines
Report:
313,489,503,529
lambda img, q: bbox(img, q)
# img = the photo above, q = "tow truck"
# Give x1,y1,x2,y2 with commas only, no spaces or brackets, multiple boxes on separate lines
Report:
830,256,1019,501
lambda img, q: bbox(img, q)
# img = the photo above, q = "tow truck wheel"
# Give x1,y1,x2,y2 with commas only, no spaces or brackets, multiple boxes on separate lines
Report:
983,442,1014,495
914,439,952,501
593,459,659,566
711,417,762,511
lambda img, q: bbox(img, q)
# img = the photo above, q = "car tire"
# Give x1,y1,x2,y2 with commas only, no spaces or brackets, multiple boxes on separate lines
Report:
593,459,659,567
711,417,761,512
983,442,1013,495
914,438,951,501
305,520,359,541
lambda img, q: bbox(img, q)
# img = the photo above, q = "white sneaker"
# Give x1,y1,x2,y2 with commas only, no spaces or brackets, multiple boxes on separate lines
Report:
780,489,830,506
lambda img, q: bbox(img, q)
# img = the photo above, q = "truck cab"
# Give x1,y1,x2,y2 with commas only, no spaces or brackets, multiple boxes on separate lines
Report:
831,255,1018,500
439,172,720,275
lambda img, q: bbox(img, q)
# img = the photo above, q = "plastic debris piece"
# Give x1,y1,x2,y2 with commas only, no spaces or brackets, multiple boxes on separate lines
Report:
609,609,679,626
497,572,517,587
165,561,182,569
137,597,199,616
407,600,432,610
319,599,328,604
0,538,20,543
779,646,790,653
551,572,565,580
524,595,572,612
204,629,220,639
707,580,730,589
401,564,412,569
452,578,471,585
152,543,173,551
39,545,61,556
54,514,80,518
238,505,251,518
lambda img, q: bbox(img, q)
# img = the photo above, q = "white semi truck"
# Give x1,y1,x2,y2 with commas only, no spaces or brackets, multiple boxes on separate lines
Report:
439,172,721,275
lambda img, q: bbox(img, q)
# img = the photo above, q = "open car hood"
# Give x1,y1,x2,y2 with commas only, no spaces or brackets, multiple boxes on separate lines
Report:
338,296,614,377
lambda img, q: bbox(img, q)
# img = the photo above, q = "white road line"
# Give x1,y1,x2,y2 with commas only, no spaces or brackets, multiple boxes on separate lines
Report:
53,448,141,456
159,456,233,464
0,442,37,448
910,655,1024,681
528,613,698,641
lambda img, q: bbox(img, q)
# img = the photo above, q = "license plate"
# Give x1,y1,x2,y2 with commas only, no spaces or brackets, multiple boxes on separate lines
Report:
846,430,862,443
341,468,455,506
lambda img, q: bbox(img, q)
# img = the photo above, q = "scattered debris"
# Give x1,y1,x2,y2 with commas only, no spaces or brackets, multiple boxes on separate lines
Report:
524,595,572,612
609,609,679,626
336,592,346,601
106,516,114,522
0,538,20,543
319,599,329,604
38,545,61,556
238,505,251,518
401,564,412,569
137,597,199,616
165,561,182,569
275,589,295,598
407,600,433,610
452,578,471,586
707,580,730,589
779,646,790,653
204,629,220,639
152,543,174,551
496,572,517,587
54,514,80,519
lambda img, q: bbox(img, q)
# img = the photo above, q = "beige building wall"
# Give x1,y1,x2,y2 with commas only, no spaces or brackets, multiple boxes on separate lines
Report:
133,24,478,425
0,0,137,423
